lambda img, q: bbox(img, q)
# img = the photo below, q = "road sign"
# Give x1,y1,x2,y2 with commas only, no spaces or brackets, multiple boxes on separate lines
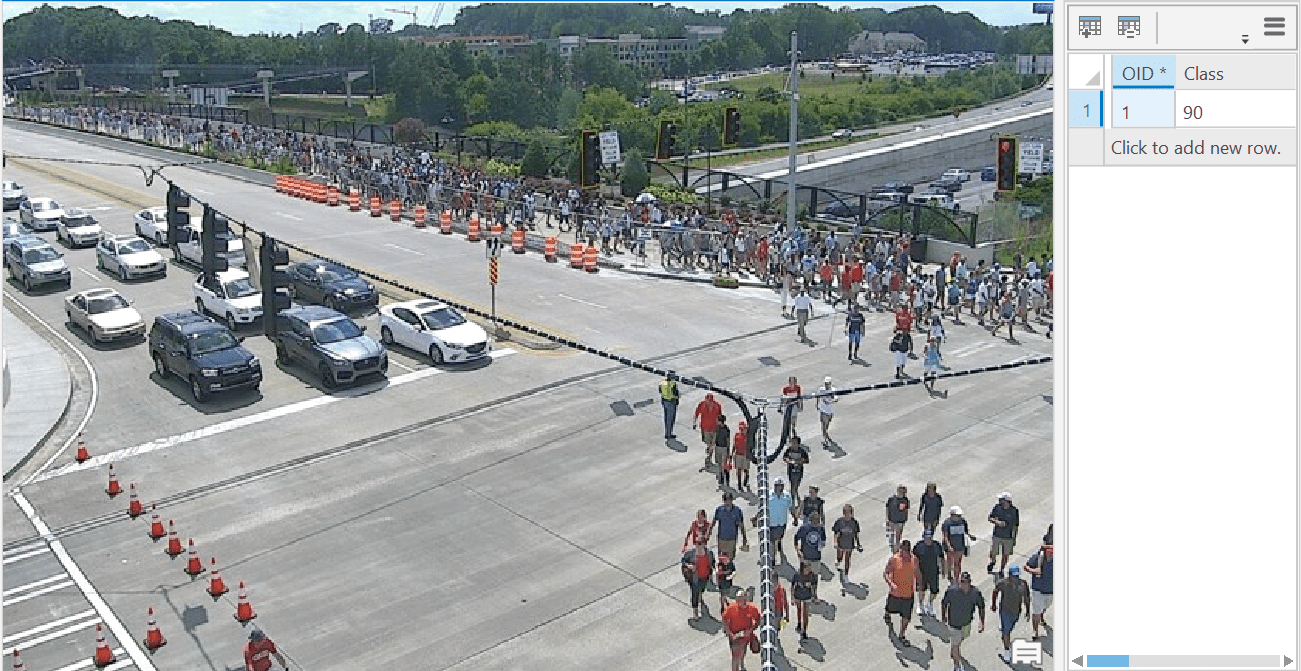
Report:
1032,3,1053,14
489,258,499,286
1020,141,1045,174
598,131,621,166
485,236,502,259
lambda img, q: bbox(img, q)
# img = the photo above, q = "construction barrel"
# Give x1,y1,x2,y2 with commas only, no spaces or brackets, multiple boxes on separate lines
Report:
440,211,453,234
584,245,599,273
390,200,401,222
414,205,427,228
327,186,339,206
544,236,557,262
570,243,585,269
370,196,381,217
468,217,481,242
511,227,525,254
349,190,360,211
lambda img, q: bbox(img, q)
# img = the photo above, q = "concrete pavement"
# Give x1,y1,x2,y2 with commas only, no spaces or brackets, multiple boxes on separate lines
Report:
2,303,72,479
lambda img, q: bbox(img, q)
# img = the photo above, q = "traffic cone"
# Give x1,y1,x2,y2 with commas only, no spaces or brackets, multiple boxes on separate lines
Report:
148,504,165,541
233,581,256,623
183,539,204,577
105,463,122,497
164,521,183,558
91,624,115,668
206,557,228,599
12,650,26,671
127,484,143,519
75,438,90,463
142,607,166,652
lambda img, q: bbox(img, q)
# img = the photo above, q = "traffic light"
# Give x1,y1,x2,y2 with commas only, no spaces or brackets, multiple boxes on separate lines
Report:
259,235,292,337
656,119,678,160
996,136,1018,191
723,107,740,147
199,205,229,276
580,131,602,187
165,184,190,247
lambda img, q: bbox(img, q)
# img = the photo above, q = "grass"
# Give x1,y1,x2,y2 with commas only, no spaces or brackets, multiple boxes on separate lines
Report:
706,71,868,103
227,94,386,121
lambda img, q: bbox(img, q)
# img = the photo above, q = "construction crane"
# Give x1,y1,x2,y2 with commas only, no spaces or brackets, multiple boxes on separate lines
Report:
430,2,446,28
386,6,418,27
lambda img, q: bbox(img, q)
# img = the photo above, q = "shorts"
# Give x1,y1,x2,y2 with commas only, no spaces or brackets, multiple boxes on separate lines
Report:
894,351,907,367
992,536,1015,555
733,454,750,470
924,363,938,375
1032,590,1053,615
1000,610,1021,634
701,428,718,446
718,538,738,557
885,595,915,616
919,570,940,594
802,558,823,577
949,623,972,644
848,332,862,344
769,525,787,542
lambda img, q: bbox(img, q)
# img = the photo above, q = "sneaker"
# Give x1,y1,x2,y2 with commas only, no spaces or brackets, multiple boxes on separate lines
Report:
1001,650,1012,663
987,561,996,573
899,636,910,647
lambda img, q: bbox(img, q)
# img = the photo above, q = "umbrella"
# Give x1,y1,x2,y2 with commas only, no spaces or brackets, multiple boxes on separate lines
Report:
634,193,657,204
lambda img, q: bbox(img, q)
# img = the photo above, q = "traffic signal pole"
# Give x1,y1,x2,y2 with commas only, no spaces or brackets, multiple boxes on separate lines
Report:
785,31,800,235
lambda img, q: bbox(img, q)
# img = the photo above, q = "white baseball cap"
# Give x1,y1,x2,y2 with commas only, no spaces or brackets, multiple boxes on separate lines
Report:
999,492,1012,501
950,506,963,515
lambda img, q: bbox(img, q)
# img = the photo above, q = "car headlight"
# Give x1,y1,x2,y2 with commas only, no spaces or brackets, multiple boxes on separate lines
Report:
201,369,219,377
248,357,261,368
443,341,465,350
322,349,347,363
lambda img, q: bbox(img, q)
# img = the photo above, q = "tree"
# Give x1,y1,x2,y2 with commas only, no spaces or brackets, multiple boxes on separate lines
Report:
315,22,341,37
620,149,649,196
521,140,549,178
393,117,426,144
369,17,393,34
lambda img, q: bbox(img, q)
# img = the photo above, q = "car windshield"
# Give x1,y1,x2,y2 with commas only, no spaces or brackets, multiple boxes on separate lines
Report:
119,239,152,254
312,319,363,344
223,278,257,298
23,248,60,263
316,266,357,283
189,331,239,355
33,201,58,212
65,216,96,228
421,307,467,330
86,295,129,314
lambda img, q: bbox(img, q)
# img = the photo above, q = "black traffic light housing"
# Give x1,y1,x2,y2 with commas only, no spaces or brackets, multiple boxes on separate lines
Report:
723,107,740,147
580,131,602,187
165,184,190,247
996,136,1018,191
656,119,678,160
259,235,292,337
199,205,230,276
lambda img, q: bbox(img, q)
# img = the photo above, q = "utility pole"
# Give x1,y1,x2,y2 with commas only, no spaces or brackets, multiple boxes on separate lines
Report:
785,31,800,235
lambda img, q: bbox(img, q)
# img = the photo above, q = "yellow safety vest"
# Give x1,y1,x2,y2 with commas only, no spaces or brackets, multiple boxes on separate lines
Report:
659,379,678,401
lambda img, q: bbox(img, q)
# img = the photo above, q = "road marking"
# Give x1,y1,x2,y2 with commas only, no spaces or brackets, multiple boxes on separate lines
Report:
388,359,416,373
189,188,212,195
275,212,303,221
947,341,1000,358
51,648,132,671
77,267,99,280
2,574,69,598
384,243,425,256
28,348,515,483
3,611,100,655
10,492,156,671
556,293,607,309
2,578,74,606
2,540,49,562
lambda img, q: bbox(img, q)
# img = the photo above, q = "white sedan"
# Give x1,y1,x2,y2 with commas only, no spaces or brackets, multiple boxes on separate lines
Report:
133,206,170,245
96,234,167,280
56,208,104,248
19,197,65,232
942,168,971,182
65,287,145,343
378,299,490,365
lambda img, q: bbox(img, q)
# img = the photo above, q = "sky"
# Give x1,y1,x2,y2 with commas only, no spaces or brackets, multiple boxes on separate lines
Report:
0,1,1046,36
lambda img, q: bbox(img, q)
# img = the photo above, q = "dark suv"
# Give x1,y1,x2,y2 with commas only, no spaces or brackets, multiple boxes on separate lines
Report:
148,310,261,402
288,260,379,312
270,305,387,389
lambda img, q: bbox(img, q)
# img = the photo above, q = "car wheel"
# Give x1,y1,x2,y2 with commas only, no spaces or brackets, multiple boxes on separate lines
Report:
275,344,290,365
153,353,169,379
190,377,207,402
225,313,238,330
379,356,388,374
319,364,337,389
91,326,105,343
66,311,76,329
119,265,129,281
380,326,393,345
195,298,206,314
21,274,31,292
428,344,444,365
96,256,105,270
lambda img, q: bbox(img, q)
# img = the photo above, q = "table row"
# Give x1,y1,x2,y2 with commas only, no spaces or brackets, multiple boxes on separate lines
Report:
1069,89,1295,128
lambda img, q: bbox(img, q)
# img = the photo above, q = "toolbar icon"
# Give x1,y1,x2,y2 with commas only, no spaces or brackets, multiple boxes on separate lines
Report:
1264,16,1286,36
1119,16,1141,38
1013,640,1044,666
1079,16,1102,37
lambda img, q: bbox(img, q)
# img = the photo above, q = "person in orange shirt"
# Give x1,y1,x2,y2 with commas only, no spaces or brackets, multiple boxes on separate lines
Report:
692,393,724,471
682,509,711,553
818,260,836,304
848,260,865,306
883,539,921,647
721,589,761,671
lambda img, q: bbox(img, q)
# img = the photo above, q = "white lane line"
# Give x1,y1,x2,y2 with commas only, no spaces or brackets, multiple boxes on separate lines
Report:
556,293,607,309
51,648,132,671
29,348,515,483
2,579,75,606
10,492,156,671
3,573,69,598
384,243,425,256
276,212,303,221
189,188,212,195
77,267,99,280
3,611,100,655
388,359,416,373
2,541,49,562
5,293,99,487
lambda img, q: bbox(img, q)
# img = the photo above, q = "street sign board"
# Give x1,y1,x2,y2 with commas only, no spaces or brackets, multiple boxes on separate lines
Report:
1032,3,1053,14
1020,141,1045,174
485,235,502,259
598,131,621,166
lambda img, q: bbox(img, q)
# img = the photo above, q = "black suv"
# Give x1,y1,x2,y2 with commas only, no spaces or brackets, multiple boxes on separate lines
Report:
270,305,387,389
148,310,261,402
288,260,379,312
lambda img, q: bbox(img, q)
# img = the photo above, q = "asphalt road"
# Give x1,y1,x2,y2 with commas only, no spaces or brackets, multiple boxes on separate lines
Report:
3,124,1054,671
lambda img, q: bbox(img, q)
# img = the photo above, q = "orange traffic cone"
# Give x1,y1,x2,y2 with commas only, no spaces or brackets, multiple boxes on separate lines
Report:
105,463,122,497
164,521,183,558
233,581,256,623
183,539,205,577
207,557,228,599
142,607,166,652
75,438,90,463
148,504,165,541
91,624,115,668
127,484,143,519
12,650,26,671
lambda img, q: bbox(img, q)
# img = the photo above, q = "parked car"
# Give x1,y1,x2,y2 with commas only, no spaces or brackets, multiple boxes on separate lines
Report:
193,268,263,329
379,299,490,365
18,197,65,232
942,168,971,182
134,207,170,245
981,166,997,181
96,234,167,281
3,181,27,210
64,287,145,343
148,310,261,402
288,260,379,312
56,208,104,248
831,128,853,140
270,305,387,389
5,235,71,291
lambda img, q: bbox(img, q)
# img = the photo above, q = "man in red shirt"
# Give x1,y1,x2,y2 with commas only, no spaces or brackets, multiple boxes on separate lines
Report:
244,629,288,671
721,589,761,671
818,260,836,304
883,540,921,647
895,304,914,334
692,393,723,471
839,264,855,306
848,259,865,306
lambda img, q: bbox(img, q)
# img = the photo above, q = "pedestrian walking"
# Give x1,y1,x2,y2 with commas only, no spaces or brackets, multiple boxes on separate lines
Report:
928,315,946,354
715,550,737,612
942,506,977,581
710,492,748,559
886,484,910,551
659,372,680,440
244,629,288,671
773,576,790,632
816,377,836,445
832,504,863,577
883,539,920,647
992,565,1032,662
1024,540,1053,639
681,540,715,620
778,376,803,448
912,529,945,617
793,288,814,340
792,560,818,640
754,478,796,561
783,436,810,502
683,509,712,553
941,572,986,671
732,421,751,491
794,511,828,600
918,482,944,534
692,392,723,470
722,589,761,671
890,329,911,379
845,303,866,360
798,486,825,527
986,492,1020,575
715,414,732,489
923,339,944,394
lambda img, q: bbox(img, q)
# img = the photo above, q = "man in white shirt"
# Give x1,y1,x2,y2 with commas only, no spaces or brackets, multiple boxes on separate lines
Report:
816,377,837,446
793,287,814,340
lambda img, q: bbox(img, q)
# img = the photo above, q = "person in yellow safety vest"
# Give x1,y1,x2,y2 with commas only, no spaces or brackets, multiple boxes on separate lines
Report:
659,371,680,440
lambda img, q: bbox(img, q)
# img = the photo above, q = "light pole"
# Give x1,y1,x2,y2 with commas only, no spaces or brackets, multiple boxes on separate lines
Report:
785,31,800,235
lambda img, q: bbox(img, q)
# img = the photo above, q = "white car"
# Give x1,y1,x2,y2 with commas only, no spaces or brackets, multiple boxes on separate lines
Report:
18,197,65,232
194,269,263,329
56,208,104,248
831,128,853,140
941,168,971,182
3,180,26,210
378,299,490,365
133,206,170,245
96,234,167,280
64,287,145,343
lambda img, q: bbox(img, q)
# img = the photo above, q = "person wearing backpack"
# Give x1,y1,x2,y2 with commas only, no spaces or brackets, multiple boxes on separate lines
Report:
891,329,911,379
681,540,715,621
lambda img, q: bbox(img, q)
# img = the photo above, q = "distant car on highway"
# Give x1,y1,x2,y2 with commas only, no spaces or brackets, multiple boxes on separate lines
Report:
271,305,387,389
379,299,490,365
873,181,914,196
909,193,961,212
3,180,27,210
96,234,167,281
56,208,103,248
18,197,65,232
820,201,858,218
930,177,963,194
941,168,971,182
831,128,853,140
288,259,379,312
64,287,145,343
981,166,997,181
